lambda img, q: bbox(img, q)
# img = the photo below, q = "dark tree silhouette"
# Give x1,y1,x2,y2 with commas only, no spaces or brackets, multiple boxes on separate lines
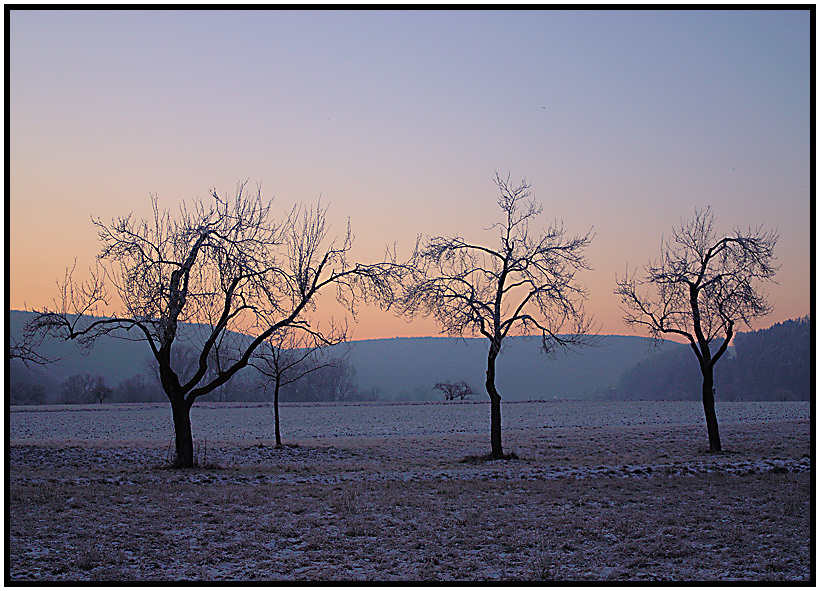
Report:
400,173,596,459
615,207,778,452
142,343,232,402
25,182,402,467
434,380,477,401
61,373,111,404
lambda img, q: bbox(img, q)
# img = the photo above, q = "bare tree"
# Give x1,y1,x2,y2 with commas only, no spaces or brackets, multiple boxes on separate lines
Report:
114,374,163,403
61,374,111,404
321,358,360,402
143,344,198,388
434,380,477,401
400,173,596,459
25,182,402,467
615,207,778,452
252,325,345,447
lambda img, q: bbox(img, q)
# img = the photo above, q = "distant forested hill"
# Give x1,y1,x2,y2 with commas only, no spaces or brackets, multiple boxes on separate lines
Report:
607,316,811,401
9,310,678,403
8,310,264,384
9,310,810,404
9,310,160,404
729,316,812,400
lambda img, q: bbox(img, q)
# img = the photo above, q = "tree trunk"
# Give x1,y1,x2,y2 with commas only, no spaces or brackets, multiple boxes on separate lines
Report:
701,366,722,452
485,351,503,459
273,379,282,447
171,396,195,467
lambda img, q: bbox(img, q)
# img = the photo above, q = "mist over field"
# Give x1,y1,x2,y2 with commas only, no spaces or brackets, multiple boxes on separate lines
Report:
11,311,809,406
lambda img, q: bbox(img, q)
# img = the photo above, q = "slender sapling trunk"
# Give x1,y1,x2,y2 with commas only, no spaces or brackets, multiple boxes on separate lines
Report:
273,379,282,447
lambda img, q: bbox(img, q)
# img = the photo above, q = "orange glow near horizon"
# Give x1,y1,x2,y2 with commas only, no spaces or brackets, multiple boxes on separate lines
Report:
9,10,811,343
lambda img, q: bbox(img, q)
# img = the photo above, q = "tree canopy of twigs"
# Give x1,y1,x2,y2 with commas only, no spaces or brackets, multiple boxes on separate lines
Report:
399,173,596,458
615,206,778,451
25,181,404,467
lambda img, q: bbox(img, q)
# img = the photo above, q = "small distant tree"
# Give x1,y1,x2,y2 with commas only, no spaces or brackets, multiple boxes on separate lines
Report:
94,384,113,404
434,380,477,401
400,173,596,459
323,359,359,402
615,207,778,452
277,357,360,402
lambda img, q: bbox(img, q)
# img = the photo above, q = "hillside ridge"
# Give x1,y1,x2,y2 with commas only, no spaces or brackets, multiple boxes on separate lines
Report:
8,309,679,402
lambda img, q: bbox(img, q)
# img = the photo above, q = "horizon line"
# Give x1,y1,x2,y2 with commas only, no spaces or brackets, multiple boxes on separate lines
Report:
9,309,809,343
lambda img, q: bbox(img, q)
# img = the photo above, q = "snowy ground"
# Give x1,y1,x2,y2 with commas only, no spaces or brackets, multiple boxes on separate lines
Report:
7,401,813,582
9,399,810,443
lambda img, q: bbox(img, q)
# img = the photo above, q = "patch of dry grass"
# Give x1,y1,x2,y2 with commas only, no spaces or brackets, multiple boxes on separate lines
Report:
8,420,812,582
9,471,811,581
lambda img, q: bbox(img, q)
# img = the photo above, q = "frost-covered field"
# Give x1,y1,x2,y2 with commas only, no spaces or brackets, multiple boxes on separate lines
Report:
8,401,812,582
9,399,810,442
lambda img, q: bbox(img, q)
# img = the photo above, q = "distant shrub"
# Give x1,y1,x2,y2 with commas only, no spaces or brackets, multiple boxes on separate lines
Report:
434,381,477,401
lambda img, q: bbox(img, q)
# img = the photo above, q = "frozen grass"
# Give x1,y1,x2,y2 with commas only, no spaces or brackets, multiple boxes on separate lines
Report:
7,402,812,582
9,400,810,444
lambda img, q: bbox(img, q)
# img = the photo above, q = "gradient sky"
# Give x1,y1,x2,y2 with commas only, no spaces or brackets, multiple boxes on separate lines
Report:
9,9,812,341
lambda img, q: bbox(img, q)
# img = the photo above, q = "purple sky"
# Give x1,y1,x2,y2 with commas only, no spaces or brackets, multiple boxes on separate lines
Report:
10,9,811,339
